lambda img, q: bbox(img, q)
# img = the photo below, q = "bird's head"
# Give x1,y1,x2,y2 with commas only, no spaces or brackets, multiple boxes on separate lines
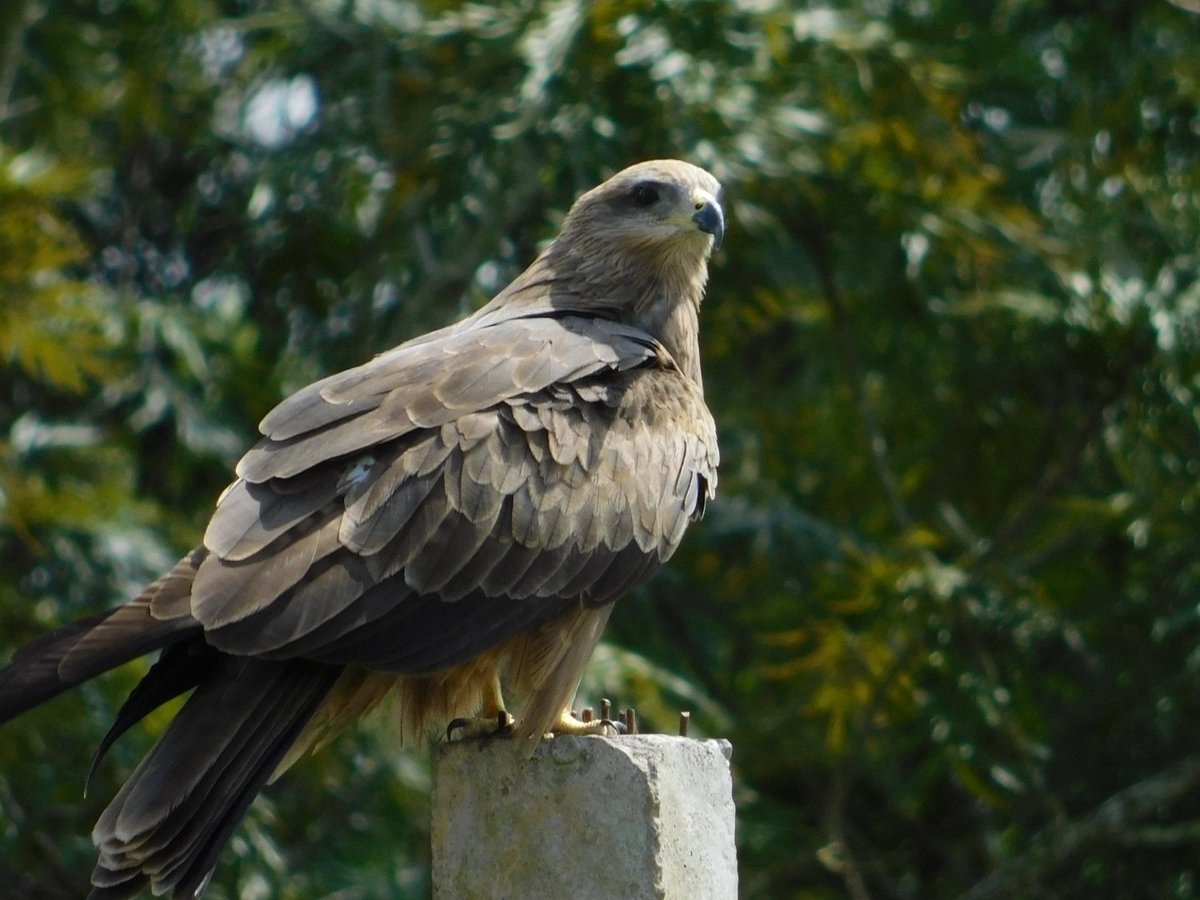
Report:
480,159,725,380
560,159,726,262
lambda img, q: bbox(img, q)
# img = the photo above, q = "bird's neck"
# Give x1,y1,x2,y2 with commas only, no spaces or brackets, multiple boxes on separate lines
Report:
558,238,710,387
480,239,710,389
632,285,705,389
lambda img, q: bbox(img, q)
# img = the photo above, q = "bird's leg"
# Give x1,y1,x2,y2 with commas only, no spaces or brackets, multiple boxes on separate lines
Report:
445,674,513,741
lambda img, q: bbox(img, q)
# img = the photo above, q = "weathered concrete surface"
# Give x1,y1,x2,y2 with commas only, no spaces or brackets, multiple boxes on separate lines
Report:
431,734,736,899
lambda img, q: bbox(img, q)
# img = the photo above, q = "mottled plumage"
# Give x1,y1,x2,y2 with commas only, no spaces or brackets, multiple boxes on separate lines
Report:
0,159,724,898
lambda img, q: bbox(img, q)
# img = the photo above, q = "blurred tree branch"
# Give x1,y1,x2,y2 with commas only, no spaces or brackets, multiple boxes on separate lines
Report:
969,388,1112,573
961,756,1200,900
0,0,31,121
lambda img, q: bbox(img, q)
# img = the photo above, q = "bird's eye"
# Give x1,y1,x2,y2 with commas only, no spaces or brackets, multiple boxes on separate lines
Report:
630,183,660,207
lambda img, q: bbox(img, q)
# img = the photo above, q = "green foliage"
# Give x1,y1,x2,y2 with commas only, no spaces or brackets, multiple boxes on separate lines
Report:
2,0,1199,897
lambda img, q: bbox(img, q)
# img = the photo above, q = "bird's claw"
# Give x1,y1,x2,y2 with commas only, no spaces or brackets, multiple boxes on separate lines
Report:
446,710,513,742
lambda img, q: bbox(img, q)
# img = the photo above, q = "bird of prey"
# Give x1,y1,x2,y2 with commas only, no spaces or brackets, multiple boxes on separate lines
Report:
0,159,724,898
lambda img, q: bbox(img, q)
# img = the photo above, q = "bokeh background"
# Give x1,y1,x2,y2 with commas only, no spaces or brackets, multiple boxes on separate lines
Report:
2,1,1199,897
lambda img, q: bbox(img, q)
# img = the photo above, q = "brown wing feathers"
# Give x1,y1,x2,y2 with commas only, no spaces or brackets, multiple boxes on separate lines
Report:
234,316,658,485
199,367,705,668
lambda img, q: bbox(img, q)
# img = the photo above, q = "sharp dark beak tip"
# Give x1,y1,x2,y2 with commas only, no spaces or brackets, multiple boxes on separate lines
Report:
693,201,725,251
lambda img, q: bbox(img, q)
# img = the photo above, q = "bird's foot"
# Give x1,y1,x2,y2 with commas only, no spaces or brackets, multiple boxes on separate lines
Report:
445,708,628,743
548,710,626,738
446,709,514,742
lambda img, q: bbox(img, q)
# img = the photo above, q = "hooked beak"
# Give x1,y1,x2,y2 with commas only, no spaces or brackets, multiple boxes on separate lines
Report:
692,199,725,250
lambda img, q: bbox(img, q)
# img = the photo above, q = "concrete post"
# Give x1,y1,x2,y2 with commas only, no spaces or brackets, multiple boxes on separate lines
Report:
431,734,737,899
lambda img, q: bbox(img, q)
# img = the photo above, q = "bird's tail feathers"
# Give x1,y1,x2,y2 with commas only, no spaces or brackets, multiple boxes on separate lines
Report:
88,655,340,899
0,551,205,725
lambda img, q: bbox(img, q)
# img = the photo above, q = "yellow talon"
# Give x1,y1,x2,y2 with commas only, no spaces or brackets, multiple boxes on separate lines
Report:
547,710,625,738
